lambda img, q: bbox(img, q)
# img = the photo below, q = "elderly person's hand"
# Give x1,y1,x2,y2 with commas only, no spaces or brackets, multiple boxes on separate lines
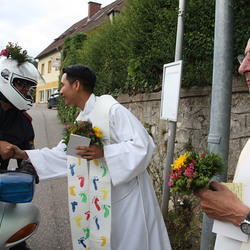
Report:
195,181,250,226
0,141,14,159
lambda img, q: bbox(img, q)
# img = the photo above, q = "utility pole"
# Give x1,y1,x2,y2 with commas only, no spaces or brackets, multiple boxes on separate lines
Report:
161,0,186,218
200,0,234,249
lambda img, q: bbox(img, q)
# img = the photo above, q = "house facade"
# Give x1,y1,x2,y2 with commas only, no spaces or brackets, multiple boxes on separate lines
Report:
35,0,125,104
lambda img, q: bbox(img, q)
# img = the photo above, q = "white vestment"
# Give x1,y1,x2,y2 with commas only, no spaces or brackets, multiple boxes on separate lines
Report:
214,139,250,250
26,94,172,250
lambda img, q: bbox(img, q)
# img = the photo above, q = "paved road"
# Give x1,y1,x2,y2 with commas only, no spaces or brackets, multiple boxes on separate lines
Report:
24,105,73,250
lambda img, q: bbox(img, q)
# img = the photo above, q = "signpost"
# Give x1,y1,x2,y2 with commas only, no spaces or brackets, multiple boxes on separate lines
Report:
160,0,186,218
160,60,183,122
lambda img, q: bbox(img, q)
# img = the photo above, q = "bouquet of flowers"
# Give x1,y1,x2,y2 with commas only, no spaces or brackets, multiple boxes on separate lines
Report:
168,151,224,195
62,120,105,150
0,42,30,65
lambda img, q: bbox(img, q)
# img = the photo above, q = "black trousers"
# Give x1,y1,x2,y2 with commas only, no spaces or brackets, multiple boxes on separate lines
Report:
10,241,31,250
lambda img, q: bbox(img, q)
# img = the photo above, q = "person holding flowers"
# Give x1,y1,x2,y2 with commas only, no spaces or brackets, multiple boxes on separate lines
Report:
2,65,172,250
196,38,250,249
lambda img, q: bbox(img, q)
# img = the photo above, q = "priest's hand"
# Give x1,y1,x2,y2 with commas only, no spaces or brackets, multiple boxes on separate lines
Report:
0,141,14,159
75,144,104,160
1,144,29,160
195,181,250,226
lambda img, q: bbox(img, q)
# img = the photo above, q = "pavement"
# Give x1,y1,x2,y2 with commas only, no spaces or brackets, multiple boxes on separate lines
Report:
23,105,73,250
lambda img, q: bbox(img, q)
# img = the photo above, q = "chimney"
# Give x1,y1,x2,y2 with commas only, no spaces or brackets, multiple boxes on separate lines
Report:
88,2,101,19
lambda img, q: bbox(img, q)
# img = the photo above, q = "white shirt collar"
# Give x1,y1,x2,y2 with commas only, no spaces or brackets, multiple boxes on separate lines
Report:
80,93,96,120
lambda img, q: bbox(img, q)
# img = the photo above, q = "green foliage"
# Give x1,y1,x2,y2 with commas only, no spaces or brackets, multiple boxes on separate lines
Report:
57,0,248,123
117,0,177,93
166,194,202,250
80,21,129,96
183,0,249,87
62,120,105,149
0,42,31,65
170,151,224,195
183,0,215,88
60,0,248,97
233,1,250,72
61,33,87,66
58,102,80,125
57,33,87,123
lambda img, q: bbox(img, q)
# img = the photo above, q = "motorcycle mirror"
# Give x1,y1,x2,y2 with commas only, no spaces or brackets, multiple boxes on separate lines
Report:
0,171,35,203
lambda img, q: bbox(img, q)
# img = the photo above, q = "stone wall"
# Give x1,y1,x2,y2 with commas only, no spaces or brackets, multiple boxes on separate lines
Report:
117,76,249,186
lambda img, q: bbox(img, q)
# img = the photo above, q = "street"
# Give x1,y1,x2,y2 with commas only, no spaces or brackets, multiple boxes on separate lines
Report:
24,105,73,249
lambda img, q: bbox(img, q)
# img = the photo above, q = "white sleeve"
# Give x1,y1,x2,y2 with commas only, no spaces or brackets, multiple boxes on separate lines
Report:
104,104,155,186
26,140,68,181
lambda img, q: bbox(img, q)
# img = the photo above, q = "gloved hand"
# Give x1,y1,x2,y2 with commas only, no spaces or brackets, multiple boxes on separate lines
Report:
17,160,39,184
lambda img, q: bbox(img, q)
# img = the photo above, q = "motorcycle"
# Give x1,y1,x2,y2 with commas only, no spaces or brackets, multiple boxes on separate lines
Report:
0,170,40,249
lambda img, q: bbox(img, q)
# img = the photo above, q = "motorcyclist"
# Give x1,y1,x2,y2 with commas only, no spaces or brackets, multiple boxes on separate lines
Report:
0,43,40,250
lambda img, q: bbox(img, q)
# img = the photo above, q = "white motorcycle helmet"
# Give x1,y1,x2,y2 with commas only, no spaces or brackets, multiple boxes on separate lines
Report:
0,58,43,111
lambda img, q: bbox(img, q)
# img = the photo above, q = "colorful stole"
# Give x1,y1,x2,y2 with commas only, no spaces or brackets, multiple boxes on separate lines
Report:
67,95,117,250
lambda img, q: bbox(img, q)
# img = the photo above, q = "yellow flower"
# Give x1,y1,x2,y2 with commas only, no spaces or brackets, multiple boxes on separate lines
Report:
93,127,100,133
96,131,103,138
172,153,187,170
70,128,77,134
93,127,103,138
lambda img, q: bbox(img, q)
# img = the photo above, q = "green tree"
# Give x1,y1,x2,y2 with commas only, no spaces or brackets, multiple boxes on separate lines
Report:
58,33,88,123
58,0,249,124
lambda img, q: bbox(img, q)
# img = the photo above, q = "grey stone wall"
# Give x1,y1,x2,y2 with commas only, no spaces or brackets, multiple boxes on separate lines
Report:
117,76,249,186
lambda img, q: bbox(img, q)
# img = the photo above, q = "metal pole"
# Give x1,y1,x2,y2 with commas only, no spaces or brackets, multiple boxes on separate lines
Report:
200,0,234,249
161,0,186,218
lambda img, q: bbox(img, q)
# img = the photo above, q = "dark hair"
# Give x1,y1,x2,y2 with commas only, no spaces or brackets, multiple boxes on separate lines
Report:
62,65,96,92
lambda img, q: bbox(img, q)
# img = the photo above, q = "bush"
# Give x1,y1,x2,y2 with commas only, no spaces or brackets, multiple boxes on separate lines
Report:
62,0,248,97
166,194,202,250
58,0,249,125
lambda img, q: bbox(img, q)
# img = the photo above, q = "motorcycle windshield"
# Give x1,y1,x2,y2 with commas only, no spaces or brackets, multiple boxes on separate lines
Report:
0,172,35,203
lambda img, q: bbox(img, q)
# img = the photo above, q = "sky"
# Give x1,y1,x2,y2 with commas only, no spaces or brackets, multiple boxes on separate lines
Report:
0,0,115,58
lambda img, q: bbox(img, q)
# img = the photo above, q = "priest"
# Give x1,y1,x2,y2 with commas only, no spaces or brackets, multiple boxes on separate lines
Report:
2,65,172,250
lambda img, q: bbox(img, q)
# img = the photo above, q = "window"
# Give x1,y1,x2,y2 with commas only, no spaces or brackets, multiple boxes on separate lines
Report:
39,90,45,102
46,89,51,101
41,63,45,75
48,60,52,73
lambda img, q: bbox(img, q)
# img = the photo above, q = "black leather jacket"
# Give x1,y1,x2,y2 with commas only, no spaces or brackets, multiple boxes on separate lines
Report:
0,105,35,170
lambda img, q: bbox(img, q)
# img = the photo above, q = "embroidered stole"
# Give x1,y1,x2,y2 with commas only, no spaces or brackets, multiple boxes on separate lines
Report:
67,95,118,250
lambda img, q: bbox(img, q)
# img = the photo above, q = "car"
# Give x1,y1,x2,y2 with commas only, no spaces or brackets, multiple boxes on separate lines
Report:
47,90,59,109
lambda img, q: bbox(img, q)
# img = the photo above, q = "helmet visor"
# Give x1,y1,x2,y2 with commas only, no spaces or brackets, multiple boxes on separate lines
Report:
13,78,36,89
11,75,36,101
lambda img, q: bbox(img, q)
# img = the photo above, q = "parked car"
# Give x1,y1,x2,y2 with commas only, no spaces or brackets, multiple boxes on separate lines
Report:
47,90,59,109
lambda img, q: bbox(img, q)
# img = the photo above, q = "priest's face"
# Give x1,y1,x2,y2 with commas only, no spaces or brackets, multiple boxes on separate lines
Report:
238,39,250,92
60,73,78,107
